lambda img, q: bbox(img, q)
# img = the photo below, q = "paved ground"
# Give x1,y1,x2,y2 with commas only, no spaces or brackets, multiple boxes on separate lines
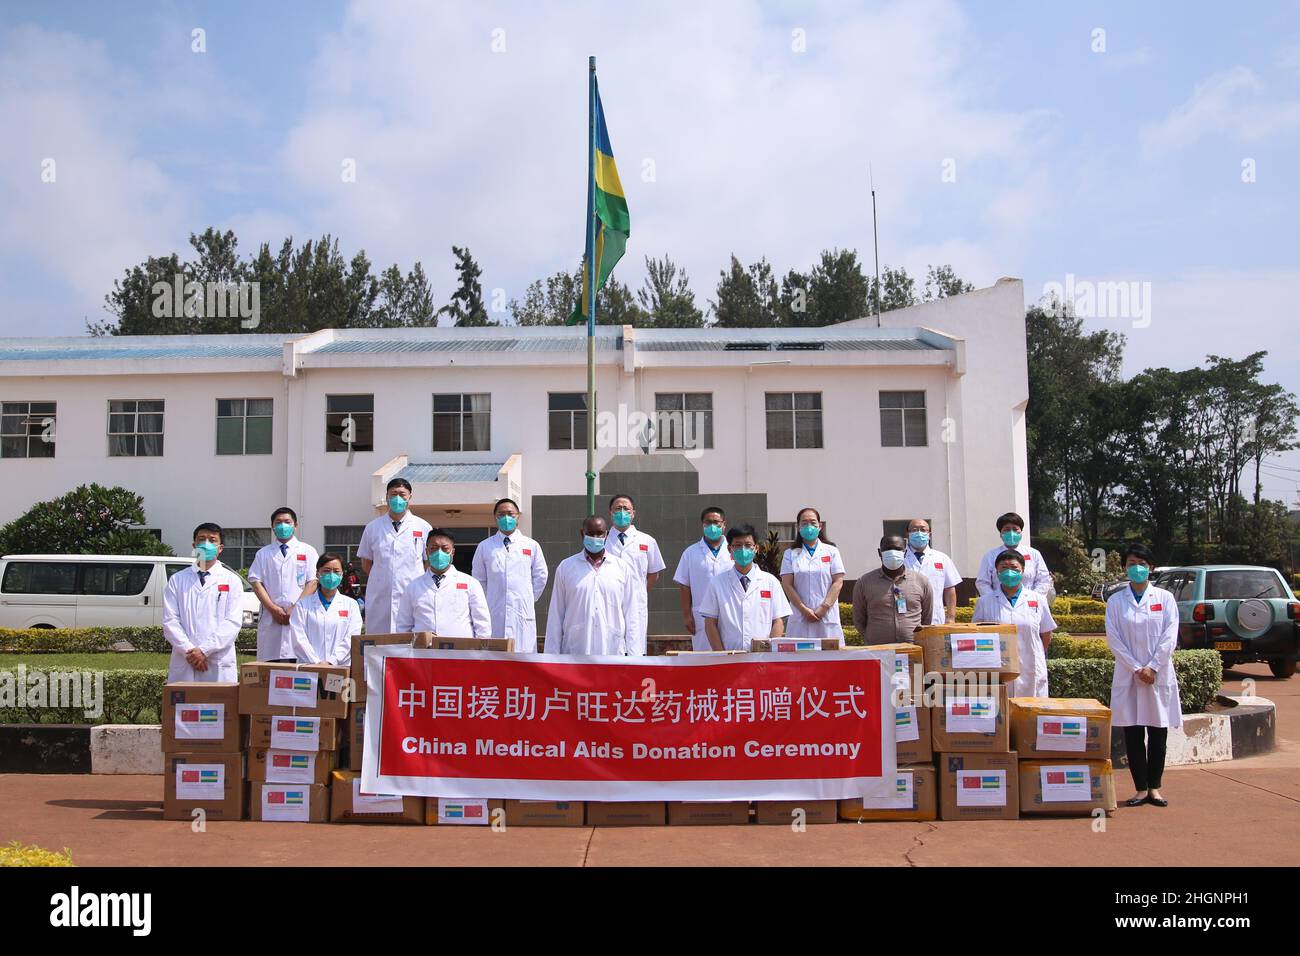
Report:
1,663,1295,866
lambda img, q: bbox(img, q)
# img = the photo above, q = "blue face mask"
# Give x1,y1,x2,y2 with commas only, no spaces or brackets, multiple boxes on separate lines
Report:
273,522,294,541
429,550,452,572
998,568,1023,588
497,514,518,533
799,524,820,543
583,535,606,554
319,571,343,590
194,541,219,563
909,531,930,550
703,523,724,543
1126,564,1150,585
611,509,633,530
388,495,409,515
1001,529,1022,548
733,546,756,568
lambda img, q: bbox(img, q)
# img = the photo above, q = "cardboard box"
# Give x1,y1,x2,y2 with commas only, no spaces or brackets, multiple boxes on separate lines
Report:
755,800,838,825
347,701,366,772
585,801,667,826
749,637,840,652
1019,759,1117,815
1009,698,1113,759
931,684,1010,753
249,782,330,822
415,635,514,652
246,715,341,752
247,747,338,785
328,770,424,824
503,800,586,827
839,764,937,822
163,752,245,821
238,662,349,718
667,801,751,826
425,798,505,826
938,752,1020,821
162,683,242,753
894,698,932,765
918,623,1020,680
349,633,423,702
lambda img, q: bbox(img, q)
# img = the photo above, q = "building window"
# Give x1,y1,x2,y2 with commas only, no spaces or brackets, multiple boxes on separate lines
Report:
1,402,56,459
880,391,927,447
768,522,796,545
326,395,374,452
222,528,269,571
433,393,490,451
765,392,823,449
325,526,367,579
108,400,164,457
655,393,714,450
217,398,273,455
548,393,587,450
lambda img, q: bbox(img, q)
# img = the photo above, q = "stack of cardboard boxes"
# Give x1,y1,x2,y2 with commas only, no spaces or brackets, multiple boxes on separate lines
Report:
162,682,246,821
1009,698,1117,816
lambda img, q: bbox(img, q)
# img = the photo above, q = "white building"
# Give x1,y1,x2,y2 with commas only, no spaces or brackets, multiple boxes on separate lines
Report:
0,278,1030,580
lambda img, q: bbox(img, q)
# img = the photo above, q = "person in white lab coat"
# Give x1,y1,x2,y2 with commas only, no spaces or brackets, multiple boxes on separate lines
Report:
779,506,845,643
903,517,961,625
471,497,548,652
604,493,666,656
288,553,362,666
971,550,1056,697
1105,543,1181,808
673,505,733,651
247,507,319,660
162,523,246,683
974,512,1054,601
397,529,492,637
544,515,639,655
701,524,792,651
357,478,433,635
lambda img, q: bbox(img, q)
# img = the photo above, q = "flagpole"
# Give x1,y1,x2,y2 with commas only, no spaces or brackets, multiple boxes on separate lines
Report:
585,55,598,516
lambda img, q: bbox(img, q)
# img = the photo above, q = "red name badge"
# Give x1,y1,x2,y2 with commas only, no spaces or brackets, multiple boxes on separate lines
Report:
296,554,307,561
1151,604,1163,612
522,549,532,556
821,555,832,563
413,531,423,538
217,584,230,592
1022,553,1031,561
456,582,468,590
639,543,649,551
934,562,944,569
760,590,772,599
1028,601,1038,608
339,610,349,617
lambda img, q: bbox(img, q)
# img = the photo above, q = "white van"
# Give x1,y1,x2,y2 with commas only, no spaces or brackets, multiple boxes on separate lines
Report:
0,554,260,630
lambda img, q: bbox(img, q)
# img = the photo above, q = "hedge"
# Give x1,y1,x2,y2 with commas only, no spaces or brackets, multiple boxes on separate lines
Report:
851,602,1104,632
0,627,258,655
1047,650,1222,714
1047,633,1112,660
0,669,166,724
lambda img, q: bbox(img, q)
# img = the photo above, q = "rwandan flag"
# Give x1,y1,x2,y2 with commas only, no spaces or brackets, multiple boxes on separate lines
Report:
568,79,630,326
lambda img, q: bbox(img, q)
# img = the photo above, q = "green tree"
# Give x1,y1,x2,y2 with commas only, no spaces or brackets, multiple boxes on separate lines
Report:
441,246,493,327
870,265,918,313
636,255,703,328
0,484,173,556
712,255,780,327
922,264,975,301
510,269,581,326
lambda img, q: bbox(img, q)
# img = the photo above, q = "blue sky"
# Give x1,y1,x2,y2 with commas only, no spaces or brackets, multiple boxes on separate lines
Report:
3,1,1299,498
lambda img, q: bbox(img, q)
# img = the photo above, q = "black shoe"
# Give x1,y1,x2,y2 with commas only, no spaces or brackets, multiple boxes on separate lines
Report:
1146,795,1168,807
1124,794,1149,807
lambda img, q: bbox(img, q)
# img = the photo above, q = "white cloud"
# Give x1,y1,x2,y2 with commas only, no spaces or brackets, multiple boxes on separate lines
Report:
1140,65,1300,155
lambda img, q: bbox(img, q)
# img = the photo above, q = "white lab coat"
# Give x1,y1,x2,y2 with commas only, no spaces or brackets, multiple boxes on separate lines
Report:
1105,585,1182,729
472,530,548,652
904,546,962,625
975,543,1053,597
396,568,492,638
779,541,846,642
605,524,666,655
700,567,793,651
544,553,639,656
247,537,320,659
971,586,1056,698
356,513,433,635
288,591,362,666
672,539,733,651
162,563,245,683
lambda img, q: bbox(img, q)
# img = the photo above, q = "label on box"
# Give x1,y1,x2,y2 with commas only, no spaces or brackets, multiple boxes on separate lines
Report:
1037,715,1087,752
894,706,920,743
262,786,310,821
885,770,914,809
266,750,316,784
351,778,403,814
323,673,347,694
773,640,820,652
1040,766,1092,802
175,763,225,801
269,669,317,708
956,769,1007,807
945,696,997,734
272,716,321,751
951,634,1002,669
438,798,489,825
174,702,225,740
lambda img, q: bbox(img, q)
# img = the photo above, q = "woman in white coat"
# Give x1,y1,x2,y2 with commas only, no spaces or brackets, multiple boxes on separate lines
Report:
1105,543,1181,808
289,553,362,666
779,507,846,644
971,549,1055,698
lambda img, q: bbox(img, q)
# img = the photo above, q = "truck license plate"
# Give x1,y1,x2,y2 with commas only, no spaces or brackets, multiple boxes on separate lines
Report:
1215,641,1243,651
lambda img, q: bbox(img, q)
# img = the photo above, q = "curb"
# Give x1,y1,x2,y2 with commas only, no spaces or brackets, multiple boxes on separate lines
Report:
0,724,91,773
1110,696,1275,769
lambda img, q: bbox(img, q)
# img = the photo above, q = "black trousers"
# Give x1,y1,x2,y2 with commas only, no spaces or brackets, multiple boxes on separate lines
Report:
1123,725,1169,791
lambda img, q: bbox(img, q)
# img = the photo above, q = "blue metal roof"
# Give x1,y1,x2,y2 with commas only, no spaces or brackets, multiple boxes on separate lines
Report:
311,327,623,355
394,462,506,483
0,343,284,361
634,328,939,352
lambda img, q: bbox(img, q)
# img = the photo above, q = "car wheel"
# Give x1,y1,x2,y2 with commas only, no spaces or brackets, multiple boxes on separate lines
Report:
1268,659,1297,679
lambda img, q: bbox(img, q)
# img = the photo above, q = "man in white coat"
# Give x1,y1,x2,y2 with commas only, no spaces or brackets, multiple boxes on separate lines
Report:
603,493,665,656
903,518,961,625
975,512,1054,599
247,506,319,660
673,505,733,651
397,529,492,637
544,515,638,656
472,497,548,652
357,478,432,635
162,523,246,683
701,524,792,651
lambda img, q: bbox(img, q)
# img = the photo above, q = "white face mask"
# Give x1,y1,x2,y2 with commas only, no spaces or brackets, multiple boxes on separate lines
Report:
881,549,905,570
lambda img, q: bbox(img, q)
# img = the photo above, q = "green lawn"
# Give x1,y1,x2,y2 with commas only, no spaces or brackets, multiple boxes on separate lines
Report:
0,653,256,671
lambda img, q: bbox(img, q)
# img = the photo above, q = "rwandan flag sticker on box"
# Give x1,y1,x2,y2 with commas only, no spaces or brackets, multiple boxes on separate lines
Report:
272,716,321,751
267,751,316,784
269,670,318,709
175,703,224,740
176,764,225,801
352,779,404,814
956,770,1007,807
946,696,997,734
262,786,309,821
1040,766,1092,802
951,635,1002,670
894,706,920,743
1036,716,1087,753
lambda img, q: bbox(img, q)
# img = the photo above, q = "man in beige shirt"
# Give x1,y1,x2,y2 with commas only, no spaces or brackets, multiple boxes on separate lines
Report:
851,535,935,645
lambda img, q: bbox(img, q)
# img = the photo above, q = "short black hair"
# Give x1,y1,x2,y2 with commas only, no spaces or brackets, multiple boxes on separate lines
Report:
193,522,223,543
386,478,412,494
701,505,726,522
1121,543,1155,565
994,549,1025,568
493,497,520,513
271,507,297,524
609,493,635,510
317,552,345,571
726,524,756,544
427,527,455,545
879,535,905,550
996,512,1025,531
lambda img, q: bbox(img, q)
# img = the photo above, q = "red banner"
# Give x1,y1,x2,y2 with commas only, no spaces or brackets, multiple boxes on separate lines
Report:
361,648,896,802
